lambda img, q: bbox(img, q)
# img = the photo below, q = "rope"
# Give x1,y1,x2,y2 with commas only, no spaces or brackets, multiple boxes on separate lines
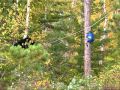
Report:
45,9,114,46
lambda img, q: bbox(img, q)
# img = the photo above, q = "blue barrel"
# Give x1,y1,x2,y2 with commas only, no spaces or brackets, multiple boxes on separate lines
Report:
87,32,94,43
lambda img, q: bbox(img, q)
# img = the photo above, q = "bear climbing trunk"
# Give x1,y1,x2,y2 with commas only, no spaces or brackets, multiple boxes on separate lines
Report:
84,0,91,77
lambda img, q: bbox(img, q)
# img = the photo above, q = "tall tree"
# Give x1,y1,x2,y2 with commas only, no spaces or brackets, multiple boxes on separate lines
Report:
24,0,30,38
84,0,91,77
99,0,108,65
71,0,77,8
16,0,18,9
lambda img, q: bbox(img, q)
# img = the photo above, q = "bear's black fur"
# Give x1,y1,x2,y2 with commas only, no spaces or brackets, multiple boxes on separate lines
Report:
13,36,35,48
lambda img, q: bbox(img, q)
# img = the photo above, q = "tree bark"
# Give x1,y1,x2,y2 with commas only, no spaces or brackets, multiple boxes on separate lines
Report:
16,0,18,8
25,0,30,37
84,0,91,77
44,0,47,32
15,0,19,16
99,0,107,65
103,0,107,33
71,0,77,8
101,0,107,41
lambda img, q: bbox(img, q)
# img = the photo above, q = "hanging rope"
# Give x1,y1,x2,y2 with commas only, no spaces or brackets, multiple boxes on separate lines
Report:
45,8,114,46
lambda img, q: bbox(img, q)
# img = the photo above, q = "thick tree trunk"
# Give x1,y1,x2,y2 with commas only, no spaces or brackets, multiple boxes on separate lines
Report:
84,0,91,77
25,0,30,37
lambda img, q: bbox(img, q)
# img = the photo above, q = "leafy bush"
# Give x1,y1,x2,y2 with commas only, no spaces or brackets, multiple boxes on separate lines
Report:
0,44,51,89
98,64,120,90
67,64,120,90
67,76,101,90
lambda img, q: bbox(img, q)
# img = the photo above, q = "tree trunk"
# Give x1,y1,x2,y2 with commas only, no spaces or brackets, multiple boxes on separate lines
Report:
25,0,30,37
14,0,19,17
99,0,107,65
71,0,77,8
84,0,91,77
44,0,47,32
16,0,18,8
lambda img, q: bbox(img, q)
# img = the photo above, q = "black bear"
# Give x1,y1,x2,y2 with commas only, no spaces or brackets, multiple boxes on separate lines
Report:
13,36,35,48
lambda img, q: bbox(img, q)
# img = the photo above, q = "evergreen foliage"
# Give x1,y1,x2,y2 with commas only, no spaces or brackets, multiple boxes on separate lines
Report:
0,0,120,89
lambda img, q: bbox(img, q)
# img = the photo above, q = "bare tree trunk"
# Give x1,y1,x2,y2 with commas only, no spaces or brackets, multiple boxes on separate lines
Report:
101,0,107,41
16,0,18,8
103,0,107,32
99,0,107,65
24,0,30,38
13,0,19,17
44,0,47,32
84,0,91,77
15,0,19,16
71,0,77,8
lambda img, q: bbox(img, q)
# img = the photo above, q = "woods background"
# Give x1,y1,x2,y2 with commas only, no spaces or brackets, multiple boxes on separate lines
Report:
0,0,120,90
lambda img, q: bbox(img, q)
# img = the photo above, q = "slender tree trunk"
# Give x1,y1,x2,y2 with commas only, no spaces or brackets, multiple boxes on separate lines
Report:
71,0,77,8
102,0,107,41
84,0,91,77
25,0,30,37
103,0,107,32
16,0,18,8
44,0,47,32
15,0,19,16
99,0,107,65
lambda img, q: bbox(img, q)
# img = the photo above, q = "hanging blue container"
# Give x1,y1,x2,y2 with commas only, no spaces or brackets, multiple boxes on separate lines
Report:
87,32,94,43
